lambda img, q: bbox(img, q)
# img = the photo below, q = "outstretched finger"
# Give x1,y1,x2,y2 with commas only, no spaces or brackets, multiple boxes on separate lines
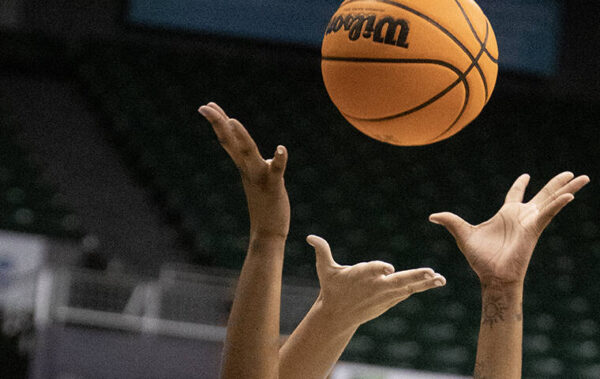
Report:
505,174,531,204
382,267,436,288
207,102,229,119
535,193,574,234
199,105,235,148
530,171,574,207
540,175,590,210
366,260,396,276
229,118,264,163
429,212,473,242
307,235,339,272
270,145,288,176
389,274,447,298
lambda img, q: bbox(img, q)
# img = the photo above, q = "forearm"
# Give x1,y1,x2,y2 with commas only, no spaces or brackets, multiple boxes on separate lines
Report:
474,280,524,379
221,236,286,379
279,297,358,379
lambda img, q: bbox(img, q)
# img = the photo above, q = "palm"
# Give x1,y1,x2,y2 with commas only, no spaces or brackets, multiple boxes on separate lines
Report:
431,172,589,284
460,203,540,282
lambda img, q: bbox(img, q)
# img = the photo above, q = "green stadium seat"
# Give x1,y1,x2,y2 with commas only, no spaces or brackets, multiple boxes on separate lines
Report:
0,108,83,238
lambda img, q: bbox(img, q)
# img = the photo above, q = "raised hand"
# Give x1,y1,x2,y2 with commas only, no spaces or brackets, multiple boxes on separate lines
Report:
279,236,445,379
430,172,589,379
307,235,446,327
430,172,590,285
199,102,289,240
199,102,289,379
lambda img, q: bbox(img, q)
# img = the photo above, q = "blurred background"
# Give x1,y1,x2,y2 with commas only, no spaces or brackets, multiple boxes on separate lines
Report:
0,0,598,378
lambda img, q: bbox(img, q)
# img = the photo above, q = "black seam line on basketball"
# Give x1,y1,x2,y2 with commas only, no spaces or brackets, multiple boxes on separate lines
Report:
483,20,498,64
341,0,488,100
464,20,489,101
469,21,489,101
322,57,468,122
428,20,490,141
453,0,499,64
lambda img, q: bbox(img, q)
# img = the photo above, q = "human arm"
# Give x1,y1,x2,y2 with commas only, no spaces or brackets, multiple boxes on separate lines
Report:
430,172,590,378
279,235,446,379
199,103,289,379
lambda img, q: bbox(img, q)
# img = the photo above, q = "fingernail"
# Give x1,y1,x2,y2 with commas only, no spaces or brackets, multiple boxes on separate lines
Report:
277,146,284,155
384,267,395,275
198,106,207,116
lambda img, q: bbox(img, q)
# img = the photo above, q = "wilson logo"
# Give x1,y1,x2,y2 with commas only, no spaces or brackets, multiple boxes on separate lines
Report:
325,13,410,48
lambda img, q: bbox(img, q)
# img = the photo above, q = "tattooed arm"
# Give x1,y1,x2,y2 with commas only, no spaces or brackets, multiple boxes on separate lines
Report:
473,281,524,378
430,172,589,378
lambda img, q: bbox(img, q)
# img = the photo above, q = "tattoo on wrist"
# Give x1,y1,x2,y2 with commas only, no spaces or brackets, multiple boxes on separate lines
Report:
482,295,508,327
481,295,523,327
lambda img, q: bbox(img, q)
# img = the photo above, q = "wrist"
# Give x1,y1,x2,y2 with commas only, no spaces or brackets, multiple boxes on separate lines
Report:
480,279,524,327
247,232,287,257
249,220,289,238
311,296,360,336
480,277,524,293
249,229,288,242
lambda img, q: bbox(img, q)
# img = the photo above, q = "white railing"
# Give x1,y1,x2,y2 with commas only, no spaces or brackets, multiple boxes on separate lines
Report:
26,263,468,379
33,265,318,340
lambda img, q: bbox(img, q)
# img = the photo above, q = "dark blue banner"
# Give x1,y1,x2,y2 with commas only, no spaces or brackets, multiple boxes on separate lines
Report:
128,0,561,75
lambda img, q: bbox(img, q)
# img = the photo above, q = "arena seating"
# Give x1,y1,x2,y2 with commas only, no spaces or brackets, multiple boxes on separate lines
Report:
0,109,82,239
68,37,600,376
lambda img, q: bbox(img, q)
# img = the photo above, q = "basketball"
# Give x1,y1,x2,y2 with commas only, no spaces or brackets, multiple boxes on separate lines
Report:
321,0,499,146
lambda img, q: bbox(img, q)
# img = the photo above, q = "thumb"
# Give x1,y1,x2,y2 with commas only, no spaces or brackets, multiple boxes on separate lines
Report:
306,235,337,272
429,212,472,242
270,145,288,176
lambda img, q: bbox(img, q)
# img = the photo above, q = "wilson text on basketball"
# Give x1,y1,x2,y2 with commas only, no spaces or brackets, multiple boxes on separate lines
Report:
325,14,410,48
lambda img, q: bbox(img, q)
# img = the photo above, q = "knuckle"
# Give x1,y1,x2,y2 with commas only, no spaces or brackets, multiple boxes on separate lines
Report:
543,187,557,200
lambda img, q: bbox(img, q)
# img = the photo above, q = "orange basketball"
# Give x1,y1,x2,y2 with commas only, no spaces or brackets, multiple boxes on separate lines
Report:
321,0,499,146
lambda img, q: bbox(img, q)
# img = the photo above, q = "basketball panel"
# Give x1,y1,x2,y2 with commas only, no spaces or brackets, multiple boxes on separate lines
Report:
454,0,489,49
345,83,467,146
371,0,487,61
428,114,471,144
430,66,488,142
322,61,461,119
